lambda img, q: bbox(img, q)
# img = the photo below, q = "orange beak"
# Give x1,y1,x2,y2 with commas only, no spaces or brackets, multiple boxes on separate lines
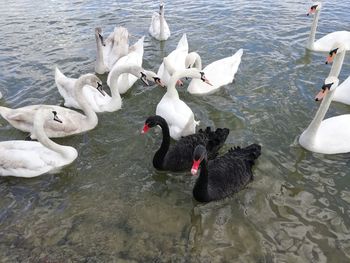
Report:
326,55,334,64
315,88,328,102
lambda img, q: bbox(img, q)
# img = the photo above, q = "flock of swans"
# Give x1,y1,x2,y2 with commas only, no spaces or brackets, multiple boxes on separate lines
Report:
299,2,350,154
0,1,349,202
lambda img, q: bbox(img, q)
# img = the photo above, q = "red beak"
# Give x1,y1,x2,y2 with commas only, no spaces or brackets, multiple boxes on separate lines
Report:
141,124,150,134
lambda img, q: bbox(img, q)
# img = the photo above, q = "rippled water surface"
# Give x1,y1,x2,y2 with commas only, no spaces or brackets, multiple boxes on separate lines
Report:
0,0,350,262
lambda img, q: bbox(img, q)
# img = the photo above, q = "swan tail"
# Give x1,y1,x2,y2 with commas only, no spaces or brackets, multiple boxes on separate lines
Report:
130,36,145,54
112,27,129,63
194,119,200,126
232,49,244,60
176,33,188,51
229,143,261,165
55,66,67,85
204,127,230,159
229,49,243,77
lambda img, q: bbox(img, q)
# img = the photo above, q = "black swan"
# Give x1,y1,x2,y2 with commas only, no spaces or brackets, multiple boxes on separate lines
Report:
191,144,261,202
142,115,229,172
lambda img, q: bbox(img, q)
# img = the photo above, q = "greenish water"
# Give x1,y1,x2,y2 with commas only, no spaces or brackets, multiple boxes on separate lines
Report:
0,0,350,262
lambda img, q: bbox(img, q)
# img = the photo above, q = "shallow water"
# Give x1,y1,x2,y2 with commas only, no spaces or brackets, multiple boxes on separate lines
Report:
0,0,350,262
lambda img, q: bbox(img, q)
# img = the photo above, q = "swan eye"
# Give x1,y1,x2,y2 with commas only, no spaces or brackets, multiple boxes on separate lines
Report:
322,83,333,91
52,111,57,116
310,5,318,10
98,33,105,46
200,72,205,82
329,48,338,56
140,72,149,86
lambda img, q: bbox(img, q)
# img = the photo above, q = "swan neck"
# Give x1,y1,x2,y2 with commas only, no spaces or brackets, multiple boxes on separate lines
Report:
193,53,202,70
193,158,209,200
109,66,139,99
75,78,98,125
166,69,197,98
33,116,70,157
153,118,170,169
159,5,165,39
304,89,335,140
95,34,105,71
329,49,346,78
307,10,320,49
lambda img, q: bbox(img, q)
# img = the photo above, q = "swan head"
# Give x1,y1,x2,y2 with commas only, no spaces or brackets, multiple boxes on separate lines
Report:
140,70,165,87
325,42,347,64
95,27,105,46
185,52,198,69
34,109,63,129
315,77,339,101
79,74,105,96
307,2,322,16
159,2,164,14
141,115,165,134
191,145,207,176
180,68,212,86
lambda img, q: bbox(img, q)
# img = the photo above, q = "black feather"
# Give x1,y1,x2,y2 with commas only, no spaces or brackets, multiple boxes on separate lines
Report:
192,143,261,202
144,115,229,172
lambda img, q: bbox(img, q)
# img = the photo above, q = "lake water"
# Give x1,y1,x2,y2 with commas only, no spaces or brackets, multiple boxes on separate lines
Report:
0,0,350,262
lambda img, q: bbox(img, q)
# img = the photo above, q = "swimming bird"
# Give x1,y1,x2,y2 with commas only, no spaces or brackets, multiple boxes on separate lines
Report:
185,49,243,95
95,26,129,74
191,144,261,202
149,0,171,41
156,67,211,140
55,65,163,112
299,76,350,154
306,2,350,52
141,115,229,171
157,33,188,86
0,109,77,178
107,36,145,94
0,74,102,139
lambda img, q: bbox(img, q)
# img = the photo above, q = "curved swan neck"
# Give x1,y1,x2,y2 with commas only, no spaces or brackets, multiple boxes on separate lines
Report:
74,78,98,125
329,49,346,78
307,9,321,49
109,65,141,98
33,113,70,157
159,3,165,40
167,68,200,98
192,52,202,70
153,117,170,169
304,88,336,141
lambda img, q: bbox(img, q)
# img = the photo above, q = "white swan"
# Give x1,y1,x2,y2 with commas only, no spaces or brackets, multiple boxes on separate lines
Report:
107,36,145,94
306,2,350,52
0,109,77,178
323,43,350,105
149,0,171,41
56,66,163,112
157,33,188,86
55,67,106,110
156,68,211,140
185,49,243,94
299,77,350,154
95,26,129,74
0,74,101,139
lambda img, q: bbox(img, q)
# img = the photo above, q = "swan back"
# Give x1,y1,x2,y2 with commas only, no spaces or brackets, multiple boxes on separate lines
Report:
185,52,202,70
149,2,171,41
157,34,189,85
0,109,77,178
192,144,261,202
